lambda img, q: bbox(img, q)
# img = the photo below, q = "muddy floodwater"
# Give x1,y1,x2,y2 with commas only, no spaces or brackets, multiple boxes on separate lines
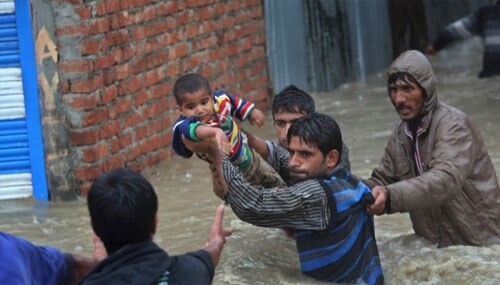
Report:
1,39,499,284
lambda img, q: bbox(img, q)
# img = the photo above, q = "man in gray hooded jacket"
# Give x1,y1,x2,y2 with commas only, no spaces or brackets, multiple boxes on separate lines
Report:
366,50,500,247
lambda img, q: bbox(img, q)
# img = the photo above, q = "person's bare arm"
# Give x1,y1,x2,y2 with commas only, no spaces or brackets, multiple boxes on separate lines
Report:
247,108,265,127
242,127,270,159
203,205,234,266
366,185,389,215
195,126,231,155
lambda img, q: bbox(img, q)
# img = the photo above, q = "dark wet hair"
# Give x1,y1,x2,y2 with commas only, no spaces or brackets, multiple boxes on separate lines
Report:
387,72,426,97
287,112,342,158
87,168,158,255
272,85,315,118
173,73,211,104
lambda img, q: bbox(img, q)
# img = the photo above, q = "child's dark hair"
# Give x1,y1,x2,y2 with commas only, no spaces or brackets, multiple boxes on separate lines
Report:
173,73,211,104
287,112,342,158
87,168,158,255
272,85,315,119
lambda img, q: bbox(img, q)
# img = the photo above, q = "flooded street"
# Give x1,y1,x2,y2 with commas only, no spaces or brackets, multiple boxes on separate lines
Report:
1,39,500,284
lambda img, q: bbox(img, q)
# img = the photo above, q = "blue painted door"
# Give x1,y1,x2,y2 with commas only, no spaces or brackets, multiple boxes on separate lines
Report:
0,0,48,200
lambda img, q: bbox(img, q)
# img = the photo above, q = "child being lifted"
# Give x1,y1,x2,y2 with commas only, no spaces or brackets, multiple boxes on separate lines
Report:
172,73,284,188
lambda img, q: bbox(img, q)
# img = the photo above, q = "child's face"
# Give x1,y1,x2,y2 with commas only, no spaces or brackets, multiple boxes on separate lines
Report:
177,88,214,122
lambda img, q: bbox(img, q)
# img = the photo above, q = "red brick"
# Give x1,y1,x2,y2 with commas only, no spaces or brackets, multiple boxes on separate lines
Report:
197,6,214,20
109,97,131,119
106,0,120,14
99,120,122,139
142,103,161,119
102,155,125,172
83,108,109,127
80,39,100,55
135,125,148,140
58,60,93,73
199,64,217,78
101,85,118,104
164,63,178,78
203,20,217,33
117,76,144,95
140,136,160,153
175,11,190,26
94,52,119,70
111,133,133,153
120,0,152,9
141,6,157,22
69,129,100,145
118,11,135,27
56,24,89,37
75,165,101,181
75,6,91,20
62,93,99,110
70,75,104,94
81,143,110,163
144,68,162,87
132,26,147,40
96,1,107,16
186,25,198,39
156,1,178,16
102,29,129,51
148,83,170,100
146,50,169,69
209,49,225,61
125,144,142,161
130,59,146,74
214,3,225,15
171,43,190,59
59,79,70,93
133,90,149,107
110,14,120,30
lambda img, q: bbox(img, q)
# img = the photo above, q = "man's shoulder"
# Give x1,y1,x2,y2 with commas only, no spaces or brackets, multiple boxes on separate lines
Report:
166,250,214,285
433,102,470,126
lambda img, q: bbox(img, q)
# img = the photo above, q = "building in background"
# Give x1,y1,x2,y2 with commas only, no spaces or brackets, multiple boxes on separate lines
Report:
0,0,489,200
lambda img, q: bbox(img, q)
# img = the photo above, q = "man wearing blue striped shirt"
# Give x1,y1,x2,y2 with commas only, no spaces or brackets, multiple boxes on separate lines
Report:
211,112,384,284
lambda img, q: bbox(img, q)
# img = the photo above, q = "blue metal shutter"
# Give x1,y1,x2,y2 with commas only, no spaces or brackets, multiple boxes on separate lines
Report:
0,0,48,200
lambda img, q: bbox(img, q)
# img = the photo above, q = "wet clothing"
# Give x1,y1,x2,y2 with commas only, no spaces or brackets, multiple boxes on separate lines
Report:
432,3,500,78
173,89,255,169
0,231,74,285
80,240,214,285
173,89,284,188
221,143,384,284
367,50,500,247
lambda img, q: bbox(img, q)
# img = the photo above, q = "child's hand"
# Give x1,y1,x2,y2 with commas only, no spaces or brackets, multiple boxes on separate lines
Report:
214,129,231,156
249,108,265,127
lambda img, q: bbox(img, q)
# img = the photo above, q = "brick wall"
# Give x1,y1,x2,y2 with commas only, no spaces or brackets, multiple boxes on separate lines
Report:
47,0,271,196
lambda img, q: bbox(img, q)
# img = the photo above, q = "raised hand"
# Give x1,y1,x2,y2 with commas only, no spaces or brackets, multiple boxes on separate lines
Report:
248,108,265,127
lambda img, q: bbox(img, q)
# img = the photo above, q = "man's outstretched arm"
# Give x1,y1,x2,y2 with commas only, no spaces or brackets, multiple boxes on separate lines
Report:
203,205,233,266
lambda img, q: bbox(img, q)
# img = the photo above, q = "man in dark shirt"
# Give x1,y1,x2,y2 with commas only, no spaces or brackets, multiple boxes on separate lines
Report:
80,168,232,285
207,113,384,284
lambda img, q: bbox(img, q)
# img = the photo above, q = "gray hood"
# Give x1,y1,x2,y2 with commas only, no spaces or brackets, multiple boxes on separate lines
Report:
388,50,438,116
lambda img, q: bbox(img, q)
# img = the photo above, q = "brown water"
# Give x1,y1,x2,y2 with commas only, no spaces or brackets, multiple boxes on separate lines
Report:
1,38,499,284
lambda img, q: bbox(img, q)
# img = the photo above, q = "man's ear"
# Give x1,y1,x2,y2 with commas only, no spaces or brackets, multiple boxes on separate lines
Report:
152,214,158,236
326,149,339,170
